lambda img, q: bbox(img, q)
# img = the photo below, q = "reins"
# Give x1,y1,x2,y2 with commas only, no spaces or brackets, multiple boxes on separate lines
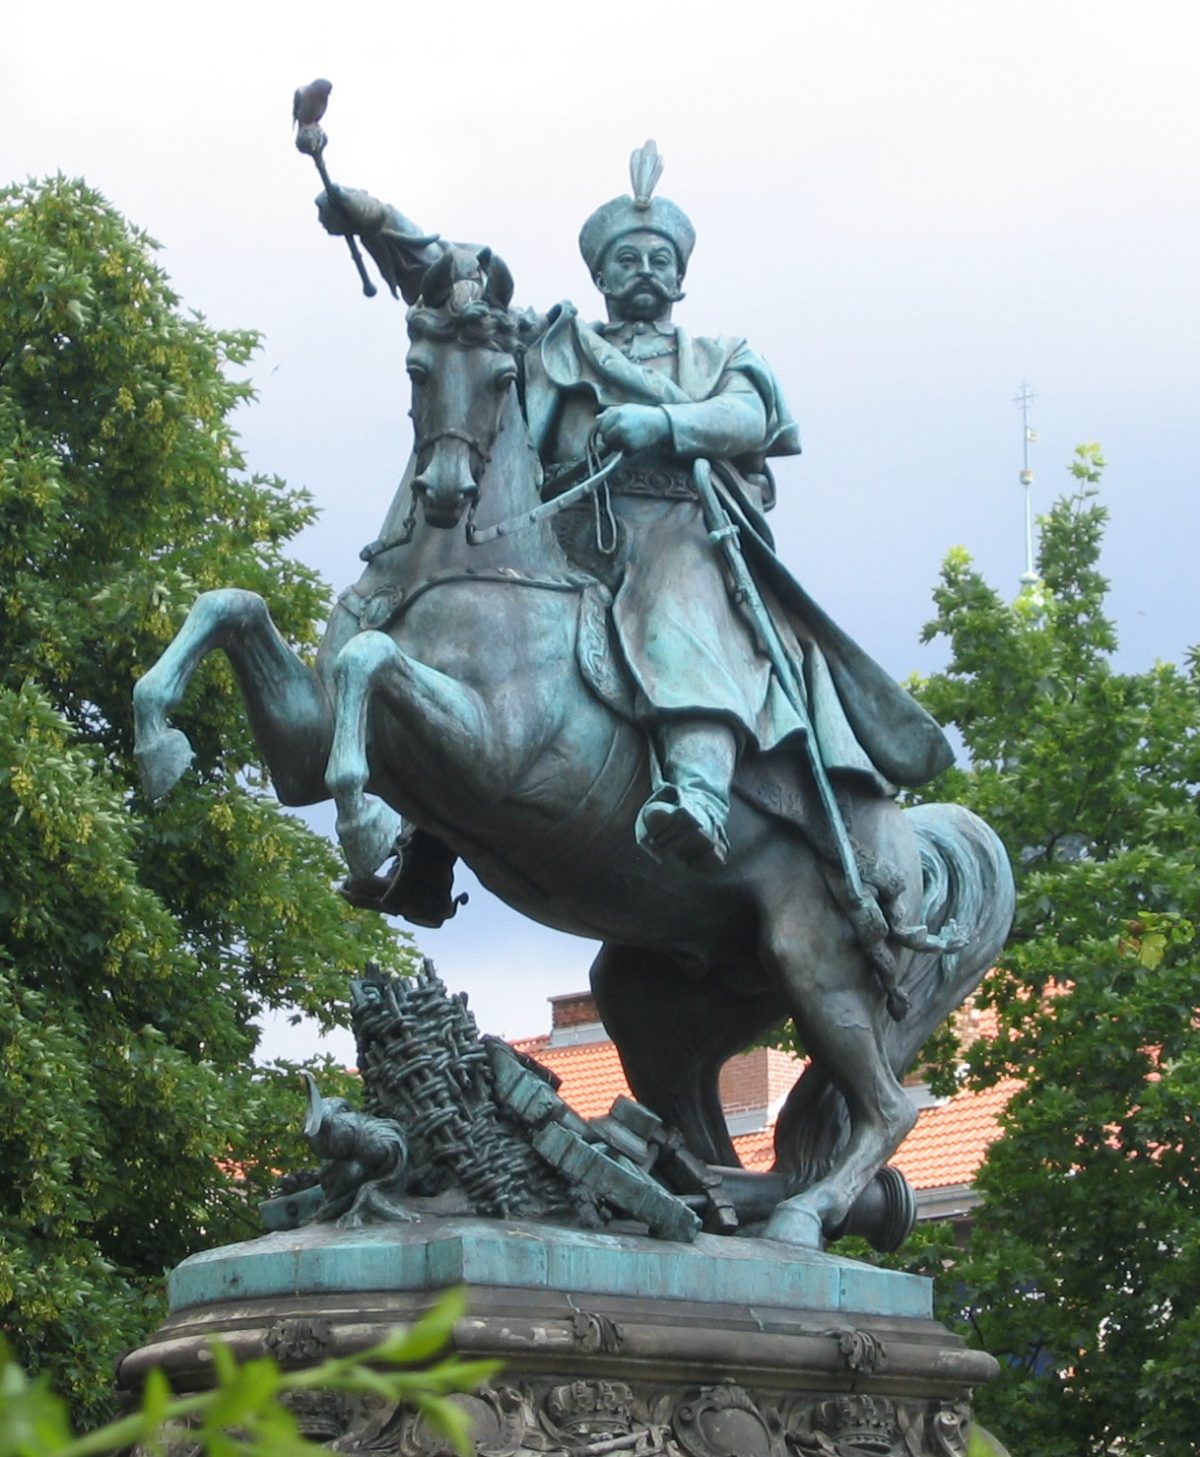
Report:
465,438,623,546
359,429,623,563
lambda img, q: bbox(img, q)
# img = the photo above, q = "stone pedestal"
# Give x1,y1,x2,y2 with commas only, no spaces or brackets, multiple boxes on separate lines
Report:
117,1218,996,1455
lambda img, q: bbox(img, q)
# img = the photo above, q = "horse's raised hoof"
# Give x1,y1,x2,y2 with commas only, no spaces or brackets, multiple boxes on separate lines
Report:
135,728,195,802
636,787,729,871
762,1199,826,1249
336,797,403,881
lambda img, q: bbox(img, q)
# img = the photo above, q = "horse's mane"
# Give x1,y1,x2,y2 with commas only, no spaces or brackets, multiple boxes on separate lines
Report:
406,298,518,353
407,247,518,353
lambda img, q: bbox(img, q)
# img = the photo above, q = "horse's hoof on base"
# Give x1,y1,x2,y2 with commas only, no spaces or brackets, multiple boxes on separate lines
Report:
135,729,194,801
763,1202,826,1249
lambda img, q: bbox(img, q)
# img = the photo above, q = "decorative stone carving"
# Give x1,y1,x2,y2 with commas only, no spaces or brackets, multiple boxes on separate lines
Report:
799,1394,898,1454
827,1328,888,1375
926,1401,972,1457
264,1315,332,1366
671,1384,780,1457
280,1388,357,1444
131,1360,985,1457
355,1384,531,1457
539,1379,637,1447
782,1397,975,1457
569,1310,625,1354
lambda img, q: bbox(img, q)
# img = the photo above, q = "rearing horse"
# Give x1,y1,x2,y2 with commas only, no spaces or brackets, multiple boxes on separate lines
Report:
133,249,1013,1248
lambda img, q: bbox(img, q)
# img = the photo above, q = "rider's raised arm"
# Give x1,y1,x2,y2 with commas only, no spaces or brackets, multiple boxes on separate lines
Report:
316,186,448,303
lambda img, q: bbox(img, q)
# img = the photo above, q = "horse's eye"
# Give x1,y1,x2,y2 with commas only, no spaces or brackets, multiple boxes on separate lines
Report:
494,369,517,392
406,364,428,384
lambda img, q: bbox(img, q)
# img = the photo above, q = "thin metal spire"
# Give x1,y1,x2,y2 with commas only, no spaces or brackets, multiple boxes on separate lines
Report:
1014,381,1038,587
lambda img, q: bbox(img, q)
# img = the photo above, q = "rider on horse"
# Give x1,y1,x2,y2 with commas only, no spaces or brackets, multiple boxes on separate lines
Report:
318,144,951,920
131,132,1012,1246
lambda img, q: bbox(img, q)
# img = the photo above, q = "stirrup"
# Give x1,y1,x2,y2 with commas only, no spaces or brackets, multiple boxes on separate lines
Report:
341,833,467,927
636,787,729,871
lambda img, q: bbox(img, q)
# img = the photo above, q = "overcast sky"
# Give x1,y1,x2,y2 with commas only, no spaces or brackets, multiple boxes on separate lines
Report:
7,1,1198,1058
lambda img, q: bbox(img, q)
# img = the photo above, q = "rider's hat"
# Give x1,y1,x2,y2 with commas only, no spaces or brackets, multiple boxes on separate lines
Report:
579,140,696,278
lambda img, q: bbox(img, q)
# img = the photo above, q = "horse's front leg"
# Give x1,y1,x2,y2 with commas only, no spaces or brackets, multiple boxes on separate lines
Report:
326,630,486,879
133,589,333,804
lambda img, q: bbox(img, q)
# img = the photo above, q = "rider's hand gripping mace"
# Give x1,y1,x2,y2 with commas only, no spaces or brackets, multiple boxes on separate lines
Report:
293,80,378,299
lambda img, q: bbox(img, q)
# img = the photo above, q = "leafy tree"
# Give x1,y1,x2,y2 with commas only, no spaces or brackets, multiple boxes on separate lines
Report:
0,177,416,1421
912,447,1200,1456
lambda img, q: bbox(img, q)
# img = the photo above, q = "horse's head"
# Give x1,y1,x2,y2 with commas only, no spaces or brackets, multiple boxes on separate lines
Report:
405,247,518,528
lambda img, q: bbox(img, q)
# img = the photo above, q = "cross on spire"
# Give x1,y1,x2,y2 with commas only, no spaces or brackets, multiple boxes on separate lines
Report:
1014,381,1039,587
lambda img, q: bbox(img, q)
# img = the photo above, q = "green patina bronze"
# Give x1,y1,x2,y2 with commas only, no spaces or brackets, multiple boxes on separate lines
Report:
264,962,916,1252
166,1217,933,1320
133,116,1015,1250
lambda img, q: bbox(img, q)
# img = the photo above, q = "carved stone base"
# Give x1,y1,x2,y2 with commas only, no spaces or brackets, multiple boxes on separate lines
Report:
117,1218,1000,1456
271,1378,975,1456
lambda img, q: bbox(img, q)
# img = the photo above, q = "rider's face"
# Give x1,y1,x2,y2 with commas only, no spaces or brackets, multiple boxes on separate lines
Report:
597,231,682,321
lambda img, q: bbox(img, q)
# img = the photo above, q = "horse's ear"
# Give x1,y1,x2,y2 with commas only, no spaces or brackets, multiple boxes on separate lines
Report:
482,251,514,309
420,251,455,308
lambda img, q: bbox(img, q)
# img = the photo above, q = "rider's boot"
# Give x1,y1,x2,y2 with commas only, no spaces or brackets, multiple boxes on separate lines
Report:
636,720,737,871
342,826,464,927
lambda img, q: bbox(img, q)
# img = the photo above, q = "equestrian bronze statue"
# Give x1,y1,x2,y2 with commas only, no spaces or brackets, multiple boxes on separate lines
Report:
134,131,1013,1249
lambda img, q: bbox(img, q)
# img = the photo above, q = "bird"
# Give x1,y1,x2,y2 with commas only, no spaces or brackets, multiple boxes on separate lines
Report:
293,78,332,129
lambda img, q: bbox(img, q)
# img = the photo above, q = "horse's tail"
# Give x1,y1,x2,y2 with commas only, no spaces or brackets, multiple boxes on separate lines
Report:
772,802,1015,1186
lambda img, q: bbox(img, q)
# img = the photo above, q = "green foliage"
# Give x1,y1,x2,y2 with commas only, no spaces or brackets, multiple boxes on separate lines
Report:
0,1290,498,1457
910,448,1200,1455
831,1219,961,1289
0,178,417,1422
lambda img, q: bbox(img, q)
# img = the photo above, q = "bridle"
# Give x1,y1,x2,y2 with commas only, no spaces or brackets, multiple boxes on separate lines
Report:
358,424,491,563
414,426,492,474
359,423,624,562
465,440,622,547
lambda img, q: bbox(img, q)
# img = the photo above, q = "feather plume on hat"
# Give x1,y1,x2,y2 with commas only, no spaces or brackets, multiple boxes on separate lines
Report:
630,140,664,208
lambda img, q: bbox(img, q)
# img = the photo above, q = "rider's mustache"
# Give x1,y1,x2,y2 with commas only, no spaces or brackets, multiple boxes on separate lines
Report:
605,273,686,306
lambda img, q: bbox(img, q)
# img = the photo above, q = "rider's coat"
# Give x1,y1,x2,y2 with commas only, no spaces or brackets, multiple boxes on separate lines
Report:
523,303,952,792
343,202,952,791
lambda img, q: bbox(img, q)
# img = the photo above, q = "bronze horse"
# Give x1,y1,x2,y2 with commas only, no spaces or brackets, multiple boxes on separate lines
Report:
134,250,1013,1248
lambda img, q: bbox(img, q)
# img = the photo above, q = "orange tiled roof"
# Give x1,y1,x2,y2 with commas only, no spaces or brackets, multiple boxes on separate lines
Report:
731,1128,776,1169
512,1018,1013,1194
511,1034,633,1121
892,1078,1017,1189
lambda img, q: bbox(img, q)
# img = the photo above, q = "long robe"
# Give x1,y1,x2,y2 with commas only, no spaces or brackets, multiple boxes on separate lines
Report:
523,304,952,792
339,194,951,790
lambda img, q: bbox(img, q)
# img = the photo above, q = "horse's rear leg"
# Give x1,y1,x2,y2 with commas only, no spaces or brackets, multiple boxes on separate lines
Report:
133,589,332,804
590,944,784,1166
758,894,916,1248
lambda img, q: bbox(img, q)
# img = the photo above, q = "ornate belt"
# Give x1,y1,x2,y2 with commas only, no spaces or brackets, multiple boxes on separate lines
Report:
607,462,696,499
